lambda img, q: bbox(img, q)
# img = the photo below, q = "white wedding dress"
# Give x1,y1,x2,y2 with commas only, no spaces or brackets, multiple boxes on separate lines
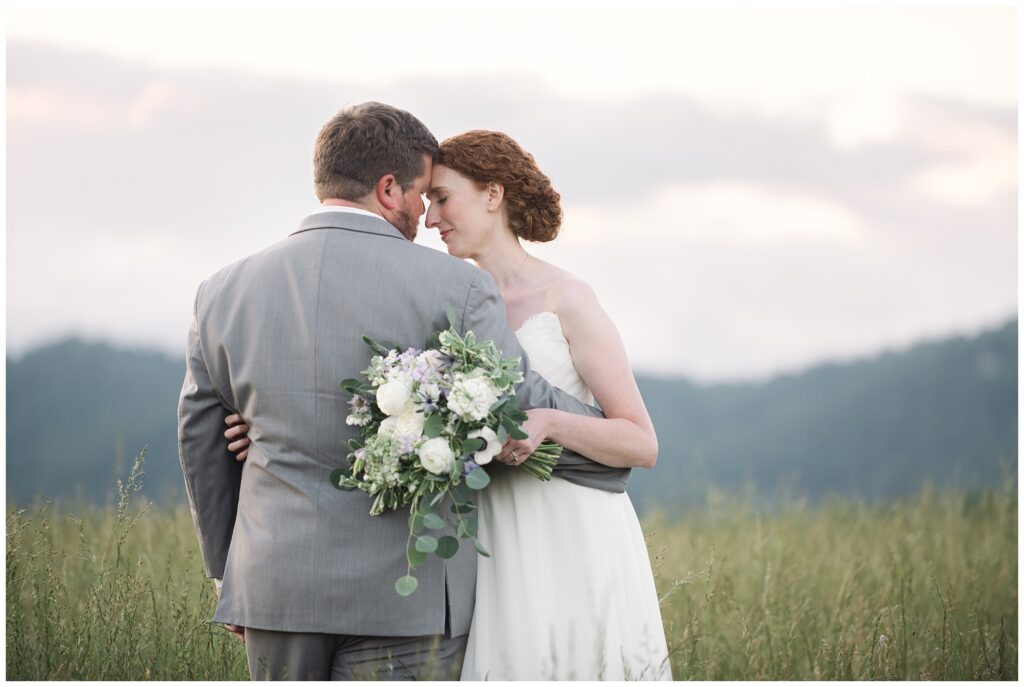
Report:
460,311,672,681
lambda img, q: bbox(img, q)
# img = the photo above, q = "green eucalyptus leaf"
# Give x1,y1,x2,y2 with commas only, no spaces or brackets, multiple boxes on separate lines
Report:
452,482,472,504
410,513,426,534
446,307,458,329
423,513,445,530
496,426,508,443
429,491,446,508
504,395,524,411
424,414,444,439
407,547,427,567
436,536,460,559
474,540,491,557
509,426,529,441
395,575,419,596
415,535,438,553
465,468,491,490
462,438,485,454
451,501,477,515
456,517,479,539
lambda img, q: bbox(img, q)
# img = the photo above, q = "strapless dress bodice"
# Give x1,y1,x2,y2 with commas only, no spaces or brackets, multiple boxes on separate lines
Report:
514,311,593,405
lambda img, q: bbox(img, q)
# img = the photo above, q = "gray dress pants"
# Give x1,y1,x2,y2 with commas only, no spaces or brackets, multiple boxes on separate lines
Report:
243,629,468,681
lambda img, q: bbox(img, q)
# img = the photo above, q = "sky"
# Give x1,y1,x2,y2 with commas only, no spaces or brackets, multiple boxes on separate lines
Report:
5,2,1019,380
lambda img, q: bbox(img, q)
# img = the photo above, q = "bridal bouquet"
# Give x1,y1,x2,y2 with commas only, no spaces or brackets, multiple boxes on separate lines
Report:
332,310,562,596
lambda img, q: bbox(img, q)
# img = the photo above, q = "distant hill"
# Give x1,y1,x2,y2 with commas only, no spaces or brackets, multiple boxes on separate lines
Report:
6,320,1017,510
628,319,1017,510
7,340,186,505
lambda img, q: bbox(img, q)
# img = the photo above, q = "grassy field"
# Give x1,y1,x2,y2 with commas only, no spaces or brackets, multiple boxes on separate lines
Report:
6,458,1017,680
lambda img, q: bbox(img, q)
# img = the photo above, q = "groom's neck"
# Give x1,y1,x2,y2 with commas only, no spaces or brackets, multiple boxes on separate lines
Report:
320,198,383,217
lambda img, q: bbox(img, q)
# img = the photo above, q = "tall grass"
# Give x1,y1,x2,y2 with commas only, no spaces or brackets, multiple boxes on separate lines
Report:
6,452,247,680
648,482,1017,680
6,452,1017,680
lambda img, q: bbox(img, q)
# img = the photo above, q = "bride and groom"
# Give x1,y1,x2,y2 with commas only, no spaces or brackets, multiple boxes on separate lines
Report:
178,101,671,680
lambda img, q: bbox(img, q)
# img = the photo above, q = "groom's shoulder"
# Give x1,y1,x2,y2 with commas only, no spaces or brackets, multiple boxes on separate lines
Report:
405,239,478,275
192,233,483,305
384,238,485,293
190,235,294,305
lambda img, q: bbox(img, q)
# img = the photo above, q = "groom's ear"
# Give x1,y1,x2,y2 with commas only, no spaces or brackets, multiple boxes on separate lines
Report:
487,182,504,212
376,174,401,210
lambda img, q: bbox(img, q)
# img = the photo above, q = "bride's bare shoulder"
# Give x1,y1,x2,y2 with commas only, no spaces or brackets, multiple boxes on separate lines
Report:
543,270,604,328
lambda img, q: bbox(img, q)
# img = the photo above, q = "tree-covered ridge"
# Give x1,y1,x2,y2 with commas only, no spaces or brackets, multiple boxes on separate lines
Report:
6,319,1017,510
628,319,1017,510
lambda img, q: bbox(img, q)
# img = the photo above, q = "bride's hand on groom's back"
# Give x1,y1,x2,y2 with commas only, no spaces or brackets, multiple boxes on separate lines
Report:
224,414,250,461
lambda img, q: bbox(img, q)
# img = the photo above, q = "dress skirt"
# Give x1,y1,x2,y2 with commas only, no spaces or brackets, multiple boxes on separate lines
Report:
460,469,673,680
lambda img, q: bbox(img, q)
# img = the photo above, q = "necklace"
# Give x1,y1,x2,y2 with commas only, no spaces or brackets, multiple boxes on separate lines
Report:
501,252,530,291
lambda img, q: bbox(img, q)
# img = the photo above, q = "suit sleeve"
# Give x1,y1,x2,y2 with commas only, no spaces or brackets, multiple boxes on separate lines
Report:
177,288,243,579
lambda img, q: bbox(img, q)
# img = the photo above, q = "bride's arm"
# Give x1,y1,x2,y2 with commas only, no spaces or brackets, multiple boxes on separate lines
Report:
500,280,658,470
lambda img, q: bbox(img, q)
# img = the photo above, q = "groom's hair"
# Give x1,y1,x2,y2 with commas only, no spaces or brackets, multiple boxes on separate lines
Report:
313,102,438,201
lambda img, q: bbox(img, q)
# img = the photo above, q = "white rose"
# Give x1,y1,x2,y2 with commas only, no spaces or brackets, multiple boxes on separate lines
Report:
419,437,455,475
448,374,501,421
376,378,412,416
395,409,426,438
378,416,400,437
468,426,502,465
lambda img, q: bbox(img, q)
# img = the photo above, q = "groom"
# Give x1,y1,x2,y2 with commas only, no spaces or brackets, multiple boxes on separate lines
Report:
178,102,626,680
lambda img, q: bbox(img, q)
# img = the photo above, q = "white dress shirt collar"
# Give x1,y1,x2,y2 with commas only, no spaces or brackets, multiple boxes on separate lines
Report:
311,205,383,220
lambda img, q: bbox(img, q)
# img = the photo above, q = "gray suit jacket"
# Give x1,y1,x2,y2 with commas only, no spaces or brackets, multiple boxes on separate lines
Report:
177,210,629,637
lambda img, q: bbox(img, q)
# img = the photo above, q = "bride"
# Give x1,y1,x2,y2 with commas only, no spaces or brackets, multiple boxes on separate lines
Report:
225,130,671,680
426,130,670,681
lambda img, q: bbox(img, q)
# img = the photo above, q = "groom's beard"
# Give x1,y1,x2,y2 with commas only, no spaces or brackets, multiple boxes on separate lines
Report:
392,210,418,241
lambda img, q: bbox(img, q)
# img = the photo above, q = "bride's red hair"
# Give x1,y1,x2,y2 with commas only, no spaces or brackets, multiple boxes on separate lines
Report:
438,130,562,242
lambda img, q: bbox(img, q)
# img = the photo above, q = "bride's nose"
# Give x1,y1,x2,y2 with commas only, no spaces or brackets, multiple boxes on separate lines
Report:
425,203,440,228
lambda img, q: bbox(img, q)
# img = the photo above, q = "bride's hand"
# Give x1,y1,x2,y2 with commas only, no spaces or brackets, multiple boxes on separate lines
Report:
497,408,554,466
224,414,251,461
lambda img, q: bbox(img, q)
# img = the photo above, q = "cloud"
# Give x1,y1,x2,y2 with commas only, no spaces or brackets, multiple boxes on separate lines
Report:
902,98,1018,207
566,182,866,246
7,41,1017,378
8,79,201,131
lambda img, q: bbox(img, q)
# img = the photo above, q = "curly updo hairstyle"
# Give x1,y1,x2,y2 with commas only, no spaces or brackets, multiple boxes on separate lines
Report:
437,130,562,242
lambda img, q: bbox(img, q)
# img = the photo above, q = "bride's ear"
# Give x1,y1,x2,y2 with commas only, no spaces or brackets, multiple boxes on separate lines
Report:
486,183,504,212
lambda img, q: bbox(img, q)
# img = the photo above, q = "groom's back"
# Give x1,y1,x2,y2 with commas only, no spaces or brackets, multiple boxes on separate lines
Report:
192,211,481,636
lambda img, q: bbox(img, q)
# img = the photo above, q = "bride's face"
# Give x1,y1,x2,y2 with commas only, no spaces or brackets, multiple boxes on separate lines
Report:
425,165,495,259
